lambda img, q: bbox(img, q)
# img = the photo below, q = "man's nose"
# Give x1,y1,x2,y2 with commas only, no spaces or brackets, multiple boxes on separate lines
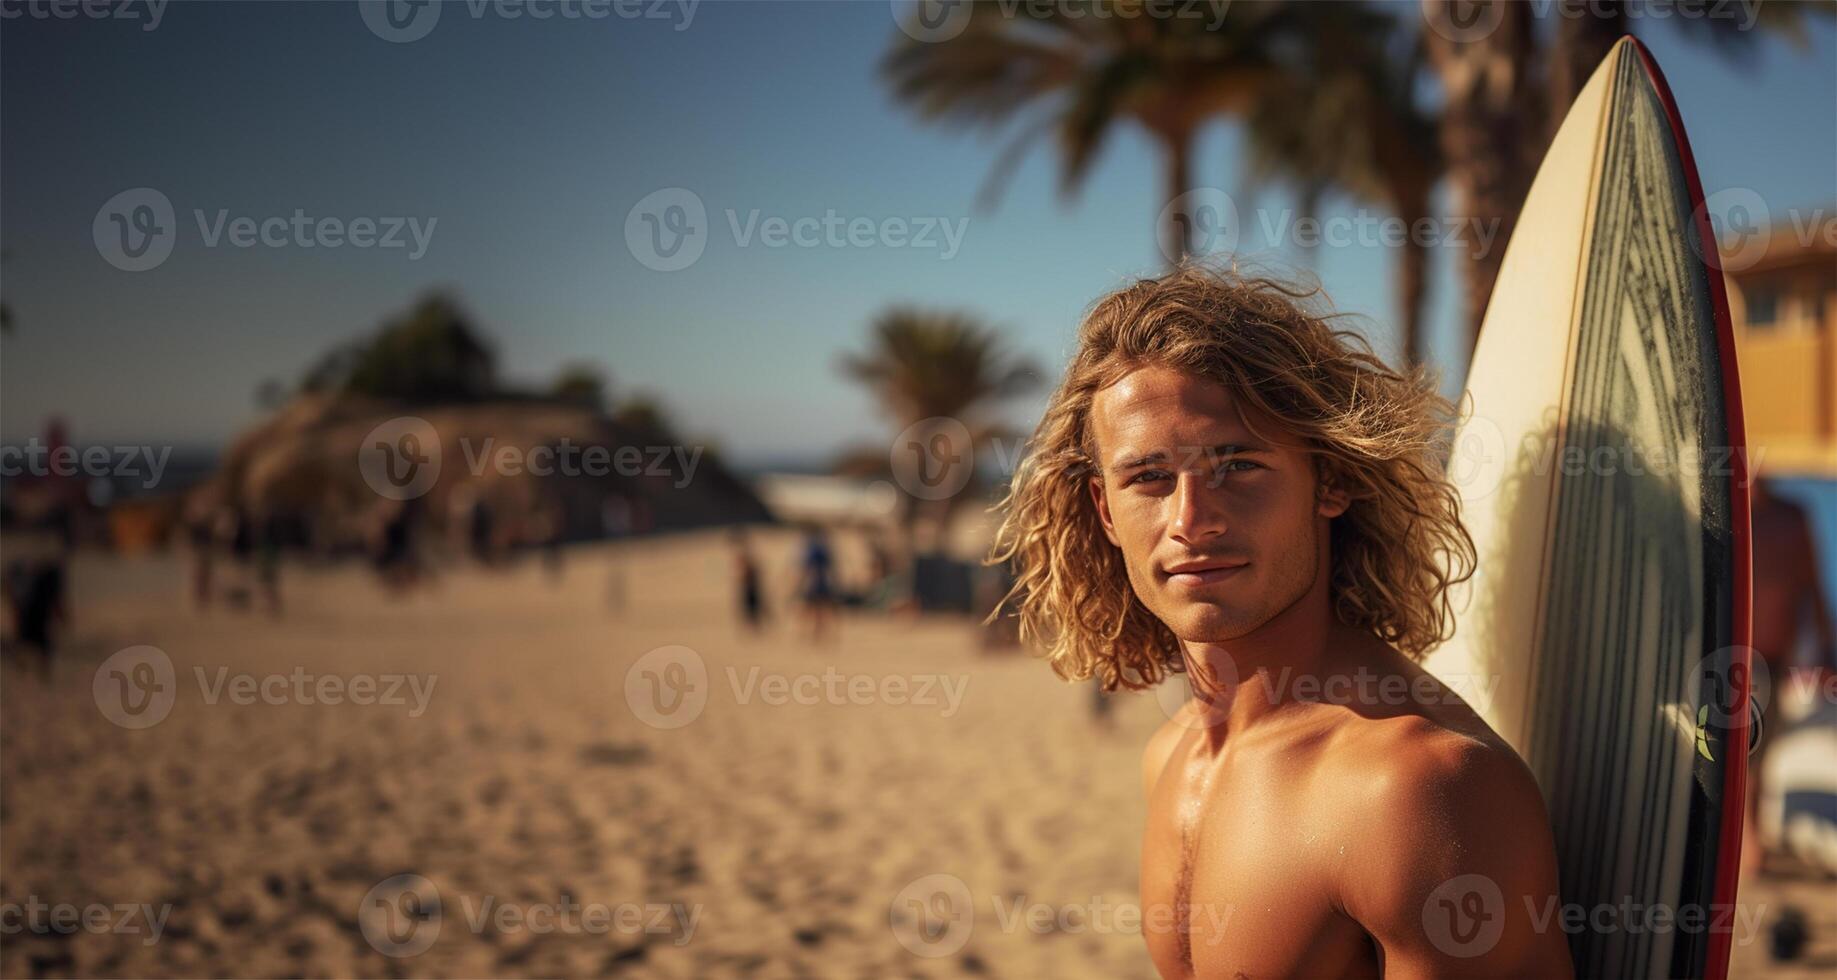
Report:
1169,471,1227,543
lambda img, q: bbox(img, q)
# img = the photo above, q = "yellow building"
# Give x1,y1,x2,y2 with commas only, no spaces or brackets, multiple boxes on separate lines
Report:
1727,213,1837,476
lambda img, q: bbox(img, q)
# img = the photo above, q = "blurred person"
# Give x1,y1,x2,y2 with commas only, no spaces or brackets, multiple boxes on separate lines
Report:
796,524,837,643
2,526,70,679
731,527,767,631
213,505,255,609
255,511,283,618
186,507,216,609
370,496,423,593
602,492,633,611
1744,474,1837,876
990,265,1572,978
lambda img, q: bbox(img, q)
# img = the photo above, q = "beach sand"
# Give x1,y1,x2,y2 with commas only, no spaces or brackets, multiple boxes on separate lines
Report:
2,527,1831,978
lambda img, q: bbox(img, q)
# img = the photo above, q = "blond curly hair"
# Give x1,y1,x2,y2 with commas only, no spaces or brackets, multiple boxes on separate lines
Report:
988,263,1476,691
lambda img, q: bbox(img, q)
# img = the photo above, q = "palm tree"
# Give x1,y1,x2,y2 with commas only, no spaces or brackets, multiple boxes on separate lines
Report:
886,3,1448,365
883,0,1293,262
840,308,1038,546
1242,3,1442,362
1424,0,1833,342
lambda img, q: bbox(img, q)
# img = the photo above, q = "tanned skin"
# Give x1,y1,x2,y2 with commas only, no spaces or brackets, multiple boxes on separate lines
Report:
1743,476,1836,874
1089,364,1574,979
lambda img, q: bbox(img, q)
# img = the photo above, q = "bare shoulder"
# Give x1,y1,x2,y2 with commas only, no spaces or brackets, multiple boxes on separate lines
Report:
1343,711,1547,838
1141,699,1194,799
1329,703,1572,976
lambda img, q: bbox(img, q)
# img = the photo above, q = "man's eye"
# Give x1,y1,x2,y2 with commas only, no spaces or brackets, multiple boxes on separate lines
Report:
1220,459,1259,473
1125,469,1171,487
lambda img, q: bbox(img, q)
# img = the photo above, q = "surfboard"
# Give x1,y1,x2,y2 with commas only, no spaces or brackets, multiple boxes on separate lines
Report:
1425,37,1752,980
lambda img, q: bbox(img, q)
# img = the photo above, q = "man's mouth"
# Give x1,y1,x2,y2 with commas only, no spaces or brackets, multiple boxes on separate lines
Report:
1162,559,1250,587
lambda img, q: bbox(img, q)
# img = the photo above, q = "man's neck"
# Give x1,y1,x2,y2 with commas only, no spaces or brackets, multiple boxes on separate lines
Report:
1177,559,1375,751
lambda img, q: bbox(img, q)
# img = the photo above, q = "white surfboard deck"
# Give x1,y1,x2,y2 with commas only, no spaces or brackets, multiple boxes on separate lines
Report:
1427,37,1748,980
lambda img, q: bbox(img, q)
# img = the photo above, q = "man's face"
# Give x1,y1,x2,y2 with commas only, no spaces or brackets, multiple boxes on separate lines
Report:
1088,363,1348,643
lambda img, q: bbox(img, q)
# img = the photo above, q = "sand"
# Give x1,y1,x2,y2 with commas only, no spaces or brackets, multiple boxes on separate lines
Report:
2,527,1831,978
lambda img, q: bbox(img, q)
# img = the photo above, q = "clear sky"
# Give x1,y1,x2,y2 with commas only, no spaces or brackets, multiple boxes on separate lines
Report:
3,0,1833,467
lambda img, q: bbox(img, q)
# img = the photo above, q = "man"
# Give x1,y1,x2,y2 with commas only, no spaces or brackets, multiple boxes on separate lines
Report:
991,266,1574,978
1745,473,1837,875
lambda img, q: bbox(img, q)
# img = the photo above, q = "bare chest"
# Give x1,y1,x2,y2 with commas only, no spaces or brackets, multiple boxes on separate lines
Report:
1139,750,1379,980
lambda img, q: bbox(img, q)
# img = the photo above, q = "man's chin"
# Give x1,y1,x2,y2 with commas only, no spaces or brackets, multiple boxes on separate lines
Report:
1157,600,1258,645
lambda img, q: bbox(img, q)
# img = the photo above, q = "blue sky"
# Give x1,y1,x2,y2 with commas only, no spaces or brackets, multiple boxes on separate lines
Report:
3,0,1833,466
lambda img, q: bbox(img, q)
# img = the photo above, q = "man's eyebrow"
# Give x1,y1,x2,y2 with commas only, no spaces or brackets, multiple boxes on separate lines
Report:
1108,443,1268,472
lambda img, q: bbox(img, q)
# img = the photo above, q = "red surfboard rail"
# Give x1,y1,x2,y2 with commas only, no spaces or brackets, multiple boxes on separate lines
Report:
1627,35,1753,980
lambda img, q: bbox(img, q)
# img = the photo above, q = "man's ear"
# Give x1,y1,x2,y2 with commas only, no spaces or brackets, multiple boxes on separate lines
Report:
1089,476,1122,547
1316,474,1352,519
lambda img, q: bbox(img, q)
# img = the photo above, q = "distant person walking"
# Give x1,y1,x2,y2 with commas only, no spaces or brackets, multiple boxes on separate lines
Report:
187,511,216,609
731,528,767,632
371,497,423,593
3,528,70,679
797,525,837,643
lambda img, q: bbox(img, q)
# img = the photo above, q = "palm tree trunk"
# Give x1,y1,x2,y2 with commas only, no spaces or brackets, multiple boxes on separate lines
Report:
1159,128,1195,265
1550,0,1626,131
1422,0,1542,346
1398,227,1429,367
